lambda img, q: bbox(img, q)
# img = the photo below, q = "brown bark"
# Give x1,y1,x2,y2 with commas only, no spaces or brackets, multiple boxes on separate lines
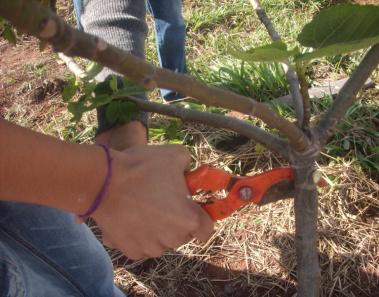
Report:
292,156,321,297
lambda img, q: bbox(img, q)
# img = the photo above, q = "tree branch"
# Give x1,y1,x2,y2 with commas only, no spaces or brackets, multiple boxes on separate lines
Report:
249,0,280,41
315,44,379,145
297,69,311,129
0,0,309,152
249,0,305,126
126,96,290,158
56,47,290,157
292,159,320,297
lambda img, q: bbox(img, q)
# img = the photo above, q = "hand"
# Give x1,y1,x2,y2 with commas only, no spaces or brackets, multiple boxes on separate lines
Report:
92,145,214,260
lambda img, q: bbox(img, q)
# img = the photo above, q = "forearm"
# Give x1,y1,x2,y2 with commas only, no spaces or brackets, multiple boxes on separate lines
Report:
0,119,105,214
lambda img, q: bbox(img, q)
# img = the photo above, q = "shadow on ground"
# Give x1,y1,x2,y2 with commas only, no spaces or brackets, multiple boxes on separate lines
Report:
109,233,379,297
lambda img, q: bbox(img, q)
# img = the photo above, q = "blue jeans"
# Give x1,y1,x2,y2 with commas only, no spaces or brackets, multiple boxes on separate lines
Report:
73,0,186,101
0,202,125,297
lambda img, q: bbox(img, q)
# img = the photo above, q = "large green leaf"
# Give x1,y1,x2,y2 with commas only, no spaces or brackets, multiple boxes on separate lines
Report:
230,41,298,63
105,101,139,124
296,4,379,61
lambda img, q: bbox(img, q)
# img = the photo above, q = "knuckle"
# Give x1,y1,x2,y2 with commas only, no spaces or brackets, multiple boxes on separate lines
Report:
144,247,164,259
125,250,144,261
172,145,191,162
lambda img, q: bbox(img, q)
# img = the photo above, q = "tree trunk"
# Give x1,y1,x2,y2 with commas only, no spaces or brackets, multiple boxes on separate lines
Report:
293,158,320,297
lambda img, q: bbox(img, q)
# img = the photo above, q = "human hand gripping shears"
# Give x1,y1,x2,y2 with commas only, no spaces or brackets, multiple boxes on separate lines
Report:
185,165,326,221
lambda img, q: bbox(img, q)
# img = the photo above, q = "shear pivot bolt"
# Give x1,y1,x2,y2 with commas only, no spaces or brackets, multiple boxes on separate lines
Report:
239,186,253,201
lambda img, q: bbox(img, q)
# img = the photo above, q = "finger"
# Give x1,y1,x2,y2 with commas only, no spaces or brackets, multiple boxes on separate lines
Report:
191,207,214,243
166,145,191,171
142,243,166,259
160,233,193,250
126,252,146,261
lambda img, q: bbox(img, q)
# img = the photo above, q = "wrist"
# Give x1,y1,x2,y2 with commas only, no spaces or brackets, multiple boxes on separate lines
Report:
95,121,147,151
58,143,109,215
75,144,113,223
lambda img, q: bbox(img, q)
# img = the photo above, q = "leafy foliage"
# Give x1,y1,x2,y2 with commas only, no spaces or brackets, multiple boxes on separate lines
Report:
230,41,299,63
296,4,379,61
105,101,139,125
0,17,16,44
229,4,379,65
62,74,145,123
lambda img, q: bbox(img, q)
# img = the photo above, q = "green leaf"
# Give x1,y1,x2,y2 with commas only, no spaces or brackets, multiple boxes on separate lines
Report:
105,101,139,125
62,76,79,102
68,101,88,123
296,4,379,62
2,24,16,45
83,81,97,96
230,41,299,63
94,80,113,96
90,94,113,108
112,80,146,99
109,75,118,92
83,62,103,81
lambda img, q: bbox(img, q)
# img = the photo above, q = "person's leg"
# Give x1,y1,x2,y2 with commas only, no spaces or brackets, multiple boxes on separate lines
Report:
73,0,83,30
81,0,149,135
147,0,186,101
0,202,125,297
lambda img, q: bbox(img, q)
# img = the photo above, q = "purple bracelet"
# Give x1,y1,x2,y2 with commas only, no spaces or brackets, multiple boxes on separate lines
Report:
76,144,113,223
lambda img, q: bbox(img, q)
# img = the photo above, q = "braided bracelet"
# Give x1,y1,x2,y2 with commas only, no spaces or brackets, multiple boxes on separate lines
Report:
75,144,113,224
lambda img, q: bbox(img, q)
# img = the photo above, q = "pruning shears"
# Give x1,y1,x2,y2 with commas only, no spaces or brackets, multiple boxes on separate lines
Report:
186,165,326,221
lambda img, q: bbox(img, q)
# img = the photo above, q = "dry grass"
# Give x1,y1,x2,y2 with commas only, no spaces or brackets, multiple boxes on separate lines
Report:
102,126,378,297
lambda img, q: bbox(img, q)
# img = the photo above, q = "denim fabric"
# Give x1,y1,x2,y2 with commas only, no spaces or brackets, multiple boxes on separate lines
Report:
146,0,187,101
0,202,126,297
73,0,83,30
74,0,186,101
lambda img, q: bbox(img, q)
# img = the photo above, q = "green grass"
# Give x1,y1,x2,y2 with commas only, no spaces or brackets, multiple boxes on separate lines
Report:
322,97,379,173
198,61,289,101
